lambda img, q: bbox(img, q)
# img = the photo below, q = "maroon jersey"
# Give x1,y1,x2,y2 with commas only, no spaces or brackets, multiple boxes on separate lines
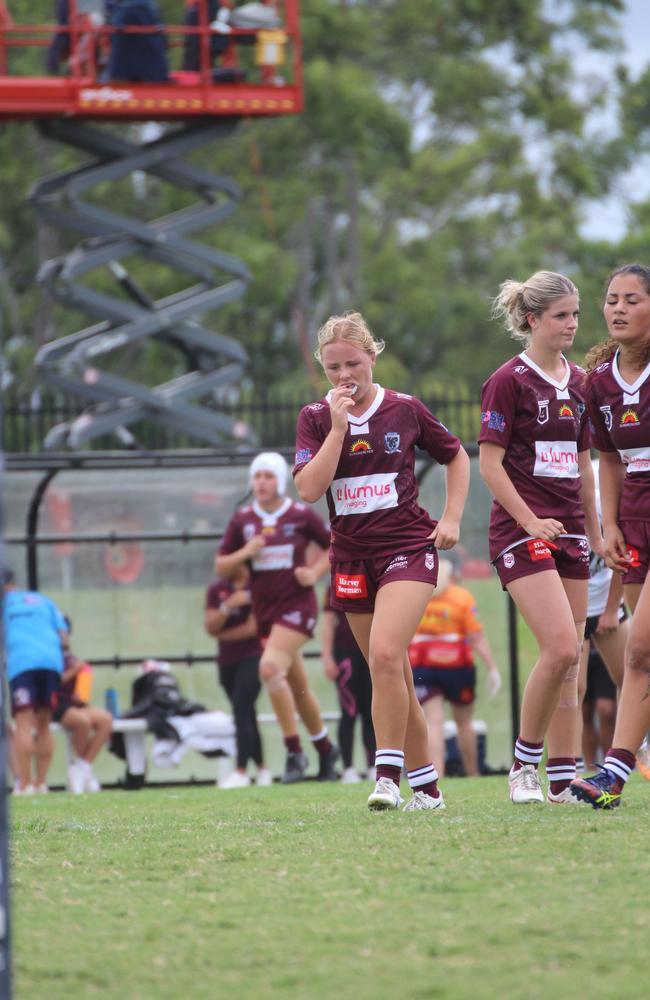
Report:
205,579,262,669
218,498,330,626
587,352,650,521
293,386,460,560
479,353,590,556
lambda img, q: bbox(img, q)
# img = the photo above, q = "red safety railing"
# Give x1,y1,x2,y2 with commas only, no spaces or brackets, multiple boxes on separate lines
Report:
0,0,303,120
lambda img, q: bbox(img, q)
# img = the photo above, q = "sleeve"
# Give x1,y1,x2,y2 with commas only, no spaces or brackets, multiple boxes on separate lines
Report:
304,507,331,548
49,599,68,633
218,514,244,556
293,405,327,476
413,398,461,464
586,378,617,453
461,591,483,635
205,581,228,610
478,368,518,449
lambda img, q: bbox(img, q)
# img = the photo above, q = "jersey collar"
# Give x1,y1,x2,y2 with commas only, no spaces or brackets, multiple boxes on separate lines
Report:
519,351,571,392
252,497,292,526
325,384,385,429
611,349,650,394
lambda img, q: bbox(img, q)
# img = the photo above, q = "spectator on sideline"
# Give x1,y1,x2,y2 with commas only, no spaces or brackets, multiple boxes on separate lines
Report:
216,452,340,784
479,271,601,805
321,586,375,784
408,559,501,778
2,569,68,795
294,311,469,812
572,264,650,807
54,643,113,795
204,565,272,788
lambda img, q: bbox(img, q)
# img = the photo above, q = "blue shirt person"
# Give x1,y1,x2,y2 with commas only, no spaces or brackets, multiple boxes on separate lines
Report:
2,570,68,794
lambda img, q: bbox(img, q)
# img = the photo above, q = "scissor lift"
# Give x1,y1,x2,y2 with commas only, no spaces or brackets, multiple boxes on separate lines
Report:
0,1,303,447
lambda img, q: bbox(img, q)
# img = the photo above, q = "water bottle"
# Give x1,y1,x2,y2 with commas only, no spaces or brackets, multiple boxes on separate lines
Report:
105,688,120,718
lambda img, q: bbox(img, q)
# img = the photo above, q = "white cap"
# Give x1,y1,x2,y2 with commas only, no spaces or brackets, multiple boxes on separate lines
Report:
249,452,289,496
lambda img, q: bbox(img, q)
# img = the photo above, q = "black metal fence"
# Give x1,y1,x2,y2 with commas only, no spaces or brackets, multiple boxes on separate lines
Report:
1,385,481,452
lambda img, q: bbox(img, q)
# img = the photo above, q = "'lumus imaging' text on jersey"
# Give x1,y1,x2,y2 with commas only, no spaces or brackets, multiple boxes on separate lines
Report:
479,353,590,554
219,498,330,624
587,351,650,521
293,386,460,560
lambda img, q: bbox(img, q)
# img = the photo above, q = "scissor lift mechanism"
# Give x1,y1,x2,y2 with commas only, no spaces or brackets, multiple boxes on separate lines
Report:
33,117,254,448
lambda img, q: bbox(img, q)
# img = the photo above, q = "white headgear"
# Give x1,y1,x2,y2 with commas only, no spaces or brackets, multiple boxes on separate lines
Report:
249,452,288,496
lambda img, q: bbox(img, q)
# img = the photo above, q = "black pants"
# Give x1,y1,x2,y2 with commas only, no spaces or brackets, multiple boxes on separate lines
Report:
334,643,376,769
219,655,263,769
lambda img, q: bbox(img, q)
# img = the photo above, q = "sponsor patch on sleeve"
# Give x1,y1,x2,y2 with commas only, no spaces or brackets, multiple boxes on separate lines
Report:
335,573,368,598
481,410,506,432
294,448,313,464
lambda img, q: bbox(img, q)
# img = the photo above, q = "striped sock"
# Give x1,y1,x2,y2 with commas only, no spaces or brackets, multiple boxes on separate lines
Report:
512,737,544,770
375,749,404,787
407,763,440,799
604,748,636,783
546,756,576,794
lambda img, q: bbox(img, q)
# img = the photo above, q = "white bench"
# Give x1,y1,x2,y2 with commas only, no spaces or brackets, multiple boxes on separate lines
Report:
51,713,488,787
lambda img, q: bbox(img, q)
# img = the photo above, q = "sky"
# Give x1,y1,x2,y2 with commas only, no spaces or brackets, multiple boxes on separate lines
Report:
579,0,650,240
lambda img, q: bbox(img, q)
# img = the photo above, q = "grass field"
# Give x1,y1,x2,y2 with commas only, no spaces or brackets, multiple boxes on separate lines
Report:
11,775,649,999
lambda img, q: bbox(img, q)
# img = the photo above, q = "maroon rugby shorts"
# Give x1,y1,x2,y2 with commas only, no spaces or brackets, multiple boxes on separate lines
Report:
330,545,438,614
493,535,590,589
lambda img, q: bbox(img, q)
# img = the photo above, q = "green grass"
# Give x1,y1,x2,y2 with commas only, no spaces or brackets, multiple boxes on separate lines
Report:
11,776,649,999
45,578,539,787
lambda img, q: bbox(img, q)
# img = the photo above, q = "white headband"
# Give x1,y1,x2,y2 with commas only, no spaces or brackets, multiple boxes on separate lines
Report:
249,452,288,496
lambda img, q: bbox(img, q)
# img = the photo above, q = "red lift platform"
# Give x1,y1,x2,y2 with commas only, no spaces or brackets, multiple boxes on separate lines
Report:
0,1,303,121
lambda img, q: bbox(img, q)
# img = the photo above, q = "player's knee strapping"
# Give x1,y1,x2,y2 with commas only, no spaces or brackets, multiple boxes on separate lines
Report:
260,648,292,694
557,657,580,708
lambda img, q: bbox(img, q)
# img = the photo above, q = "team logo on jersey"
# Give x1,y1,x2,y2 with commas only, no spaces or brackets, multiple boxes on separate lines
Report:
295,448,313,464
576,403,586,418
282,523,296,537
503,553,515,569
335,573,368,598
425,551,435,572
513,366,528,375
558,404,574,419
243,524,256,541
262,525,276,535
350,439,373,456
599,405,612,431
620,408,640,426
537,399,549,425
384,432,401,454
481,410,506,432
